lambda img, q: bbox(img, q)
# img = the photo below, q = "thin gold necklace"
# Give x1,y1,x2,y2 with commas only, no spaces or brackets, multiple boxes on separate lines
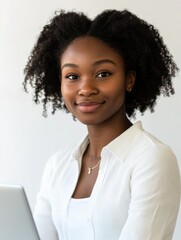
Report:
87,159,101,175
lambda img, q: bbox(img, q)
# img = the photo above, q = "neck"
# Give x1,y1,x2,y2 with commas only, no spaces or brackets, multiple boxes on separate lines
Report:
86,116,132,158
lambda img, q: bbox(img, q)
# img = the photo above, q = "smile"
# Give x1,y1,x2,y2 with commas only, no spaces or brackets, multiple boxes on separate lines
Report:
75,101,105,113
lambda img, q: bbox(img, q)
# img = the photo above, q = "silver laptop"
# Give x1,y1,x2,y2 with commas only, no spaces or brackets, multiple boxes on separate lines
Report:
0,184,40,240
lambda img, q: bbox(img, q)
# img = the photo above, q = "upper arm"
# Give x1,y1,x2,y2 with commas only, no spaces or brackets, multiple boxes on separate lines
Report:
33,156,59,240
119,145,180,240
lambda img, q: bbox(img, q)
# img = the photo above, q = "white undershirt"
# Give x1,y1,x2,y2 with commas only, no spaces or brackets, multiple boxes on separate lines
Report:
67,198,90,240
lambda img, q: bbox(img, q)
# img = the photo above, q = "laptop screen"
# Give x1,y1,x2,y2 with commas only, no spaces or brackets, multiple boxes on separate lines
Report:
0,184,40,240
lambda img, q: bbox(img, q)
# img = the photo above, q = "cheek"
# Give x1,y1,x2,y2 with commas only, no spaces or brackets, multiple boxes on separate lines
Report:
61,88,72,112
61,82,75,109
61,81,70,99
111,92,126,108
106,84,126,101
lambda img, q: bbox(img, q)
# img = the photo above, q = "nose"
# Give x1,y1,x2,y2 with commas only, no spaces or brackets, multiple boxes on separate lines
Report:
78,80,98,97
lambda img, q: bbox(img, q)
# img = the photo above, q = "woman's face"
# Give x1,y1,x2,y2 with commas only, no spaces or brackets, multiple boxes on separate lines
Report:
61,36,134,126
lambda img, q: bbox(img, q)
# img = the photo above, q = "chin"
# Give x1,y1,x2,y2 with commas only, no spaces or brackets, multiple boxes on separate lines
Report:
75,116,103,126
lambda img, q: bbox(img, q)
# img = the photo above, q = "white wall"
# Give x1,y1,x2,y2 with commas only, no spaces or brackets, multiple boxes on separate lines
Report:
0,0,180,239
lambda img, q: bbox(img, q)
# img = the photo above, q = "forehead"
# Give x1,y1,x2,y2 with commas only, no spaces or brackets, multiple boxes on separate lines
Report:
61,36,123,64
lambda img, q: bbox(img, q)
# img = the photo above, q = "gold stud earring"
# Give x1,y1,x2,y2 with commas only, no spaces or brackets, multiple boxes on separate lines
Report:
127,88,132,92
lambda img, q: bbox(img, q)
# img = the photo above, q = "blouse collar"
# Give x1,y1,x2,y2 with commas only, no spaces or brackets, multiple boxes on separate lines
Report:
72,121,143,163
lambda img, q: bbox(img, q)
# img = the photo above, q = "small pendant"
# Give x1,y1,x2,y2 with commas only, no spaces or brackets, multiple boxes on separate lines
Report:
88,167,92,175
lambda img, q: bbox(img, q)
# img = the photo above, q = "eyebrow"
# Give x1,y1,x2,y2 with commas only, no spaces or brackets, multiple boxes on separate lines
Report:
93,59,116,67
61,63,79,70
61,59,116,70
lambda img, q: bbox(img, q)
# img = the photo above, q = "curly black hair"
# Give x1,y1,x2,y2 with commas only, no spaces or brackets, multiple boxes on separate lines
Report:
23,9,178,117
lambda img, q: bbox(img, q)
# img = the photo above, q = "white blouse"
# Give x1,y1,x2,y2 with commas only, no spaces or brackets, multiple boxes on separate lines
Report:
34,122,180,240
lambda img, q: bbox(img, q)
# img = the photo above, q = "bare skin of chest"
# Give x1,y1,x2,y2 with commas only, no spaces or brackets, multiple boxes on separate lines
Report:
72,153,100,199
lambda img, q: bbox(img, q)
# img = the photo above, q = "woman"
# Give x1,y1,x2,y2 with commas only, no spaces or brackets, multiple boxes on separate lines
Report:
23,9,180,240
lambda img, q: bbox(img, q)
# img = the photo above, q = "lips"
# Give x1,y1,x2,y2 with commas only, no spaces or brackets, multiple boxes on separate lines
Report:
75,101,105,113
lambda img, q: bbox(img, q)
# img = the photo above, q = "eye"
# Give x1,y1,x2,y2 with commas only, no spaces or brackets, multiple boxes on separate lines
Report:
65,74,79,80
96,71,111,78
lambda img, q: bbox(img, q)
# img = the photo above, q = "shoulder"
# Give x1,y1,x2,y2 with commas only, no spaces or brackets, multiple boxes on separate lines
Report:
123,122,180,181
44,146,75,173
130,128,180,190
43,135,89,177
128,122,176,162
132,141,178,177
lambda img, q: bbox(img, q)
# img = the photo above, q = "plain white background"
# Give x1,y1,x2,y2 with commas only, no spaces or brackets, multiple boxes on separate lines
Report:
0,0,180,239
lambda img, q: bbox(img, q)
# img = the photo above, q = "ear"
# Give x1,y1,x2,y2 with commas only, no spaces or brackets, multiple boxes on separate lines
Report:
126,71,136,92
